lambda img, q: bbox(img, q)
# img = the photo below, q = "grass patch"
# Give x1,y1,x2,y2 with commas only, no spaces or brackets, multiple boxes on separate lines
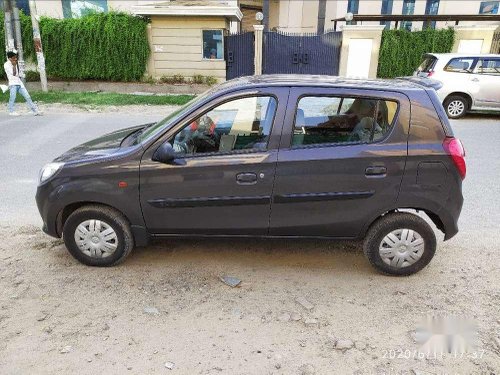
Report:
0,91,195,106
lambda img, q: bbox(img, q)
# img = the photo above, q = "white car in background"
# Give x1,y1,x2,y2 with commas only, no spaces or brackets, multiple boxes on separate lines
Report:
414,53,500,119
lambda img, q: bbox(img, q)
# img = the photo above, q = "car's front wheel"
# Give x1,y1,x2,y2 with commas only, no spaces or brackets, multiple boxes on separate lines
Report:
443,95,468,119
363,213,436,276
63,205,134,266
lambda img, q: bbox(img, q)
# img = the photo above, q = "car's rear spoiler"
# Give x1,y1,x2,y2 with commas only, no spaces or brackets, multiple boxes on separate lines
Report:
395,76,443,91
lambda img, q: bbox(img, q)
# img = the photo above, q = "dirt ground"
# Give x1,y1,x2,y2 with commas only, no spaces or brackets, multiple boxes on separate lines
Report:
0,223,498,375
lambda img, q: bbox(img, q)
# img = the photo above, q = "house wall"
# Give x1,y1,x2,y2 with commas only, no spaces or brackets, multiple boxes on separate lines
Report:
149,16,228,81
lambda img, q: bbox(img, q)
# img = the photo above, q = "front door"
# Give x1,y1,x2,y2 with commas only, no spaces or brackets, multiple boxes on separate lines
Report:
140,88,287,235
270,87,410,238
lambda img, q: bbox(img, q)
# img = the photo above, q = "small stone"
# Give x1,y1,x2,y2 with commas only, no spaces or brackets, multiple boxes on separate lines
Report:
277,313,291,322
87,359,92,363
43,326,52,334
127,367,132,371
295,297,314,311
219,276,241,288
143,307,160,315
60,345,73,354
290,312,302,321
153,350,159,354
355,341,367,350
304,318,318,327
335,339,354,351
164,361,175,370
275,363,281,369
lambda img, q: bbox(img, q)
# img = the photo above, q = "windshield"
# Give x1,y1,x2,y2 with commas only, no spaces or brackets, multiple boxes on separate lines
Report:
136,88,215,144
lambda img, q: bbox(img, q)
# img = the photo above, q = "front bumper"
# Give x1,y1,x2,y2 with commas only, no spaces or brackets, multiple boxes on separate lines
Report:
36,181,64,239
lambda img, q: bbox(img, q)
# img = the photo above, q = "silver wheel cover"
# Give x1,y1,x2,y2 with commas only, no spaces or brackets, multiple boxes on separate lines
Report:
74,220,118,258
379,229,424,268
447,100,465,117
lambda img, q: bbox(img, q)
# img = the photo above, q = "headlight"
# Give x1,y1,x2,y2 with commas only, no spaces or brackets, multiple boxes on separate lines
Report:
39,162,64,185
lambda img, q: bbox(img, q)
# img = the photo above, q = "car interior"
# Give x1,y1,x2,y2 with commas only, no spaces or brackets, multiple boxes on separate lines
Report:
292,97,397,146
171,96,277,155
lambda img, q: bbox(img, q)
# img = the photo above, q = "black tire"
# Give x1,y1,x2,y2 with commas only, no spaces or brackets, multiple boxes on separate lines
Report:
363,213,436,276
62,205,134,267
443,95,468,119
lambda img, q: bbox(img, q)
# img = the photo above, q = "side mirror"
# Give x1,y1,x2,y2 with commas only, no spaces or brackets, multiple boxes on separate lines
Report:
152,142,177,164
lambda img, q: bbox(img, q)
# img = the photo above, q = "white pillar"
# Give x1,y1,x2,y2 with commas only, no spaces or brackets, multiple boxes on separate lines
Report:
339,25,385,79
253,25,264,75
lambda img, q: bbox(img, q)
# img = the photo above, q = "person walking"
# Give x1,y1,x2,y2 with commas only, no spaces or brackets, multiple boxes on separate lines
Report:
4,50,41,116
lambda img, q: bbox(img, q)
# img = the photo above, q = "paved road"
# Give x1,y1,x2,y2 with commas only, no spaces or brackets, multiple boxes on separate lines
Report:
0,109,166,225
0,109,499,236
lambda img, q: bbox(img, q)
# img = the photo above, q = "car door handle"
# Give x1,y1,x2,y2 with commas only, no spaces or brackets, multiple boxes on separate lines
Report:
471,78,479,82
365,166,387,177
236,172,257,185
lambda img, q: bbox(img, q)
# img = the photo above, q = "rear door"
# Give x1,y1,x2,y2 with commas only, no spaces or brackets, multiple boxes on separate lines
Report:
472,57,500,109
270,87,411,238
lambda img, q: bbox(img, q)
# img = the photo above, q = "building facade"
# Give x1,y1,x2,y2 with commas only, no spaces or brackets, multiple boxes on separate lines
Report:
268,0,500,33
19,1,499,32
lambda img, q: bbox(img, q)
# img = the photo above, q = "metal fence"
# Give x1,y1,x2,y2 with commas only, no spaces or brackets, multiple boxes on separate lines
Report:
225,32,255,80
263,30,342,76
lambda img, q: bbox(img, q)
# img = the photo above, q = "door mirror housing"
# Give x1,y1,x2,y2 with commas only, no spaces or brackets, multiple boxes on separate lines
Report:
152,142,177,164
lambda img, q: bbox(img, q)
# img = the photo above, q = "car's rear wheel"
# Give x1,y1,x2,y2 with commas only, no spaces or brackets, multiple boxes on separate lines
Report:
63,205,134,266
363,213,436,276
443,95,468,119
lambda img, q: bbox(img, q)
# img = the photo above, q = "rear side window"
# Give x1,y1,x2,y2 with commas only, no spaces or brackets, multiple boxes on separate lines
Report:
292,96,398,147
475,58,500,75
417,55,437,72
444,58,476,73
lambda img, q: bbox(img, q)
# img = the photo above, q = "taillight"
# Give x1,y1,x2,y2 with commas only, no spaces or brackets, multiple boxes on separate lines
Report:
427,70,434,77
443,137,466,179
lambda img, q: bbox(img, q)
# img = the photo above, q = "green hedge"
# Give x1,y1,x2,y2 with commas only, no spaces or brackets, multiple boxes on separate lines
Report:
1,12,150,81
377,28,455,78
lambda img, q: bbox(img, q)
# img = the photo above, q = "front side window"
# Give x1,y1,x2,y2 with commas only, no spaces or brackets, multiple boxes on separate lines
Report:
475,58,500,75
292,96,398,147
444,58,476,73
171,96,277,155
203,30,224,60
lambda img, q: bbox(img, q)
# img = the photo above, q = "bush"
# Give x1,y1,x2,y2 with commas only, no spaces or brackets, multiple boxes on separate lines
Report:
191,74,204,84
159,74,185,84
25,70,40,82
204,76,218,86
377,28,455,78
0,11,150,82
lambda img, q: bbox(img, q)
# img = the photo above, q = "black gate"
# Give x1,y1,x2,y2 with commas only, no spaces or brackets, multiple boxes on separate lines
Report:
263,31,342,75
225,32,255,80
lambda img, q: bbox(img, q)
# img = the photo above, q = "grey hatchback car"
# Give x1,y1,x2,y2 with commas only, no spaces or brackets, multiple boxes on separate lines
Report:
36,75,465,275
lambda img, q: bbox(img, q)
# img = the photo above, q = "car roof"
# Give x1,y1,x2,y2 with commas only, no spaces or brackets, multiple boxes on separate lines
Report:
424,53,500,59
215,74,432,93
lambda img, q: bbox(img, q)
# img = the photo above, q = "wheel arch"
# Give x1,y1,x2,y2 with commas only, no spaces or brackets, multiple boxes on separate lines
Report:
443,92,472,110
361,208,445,239
56,201,150,247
